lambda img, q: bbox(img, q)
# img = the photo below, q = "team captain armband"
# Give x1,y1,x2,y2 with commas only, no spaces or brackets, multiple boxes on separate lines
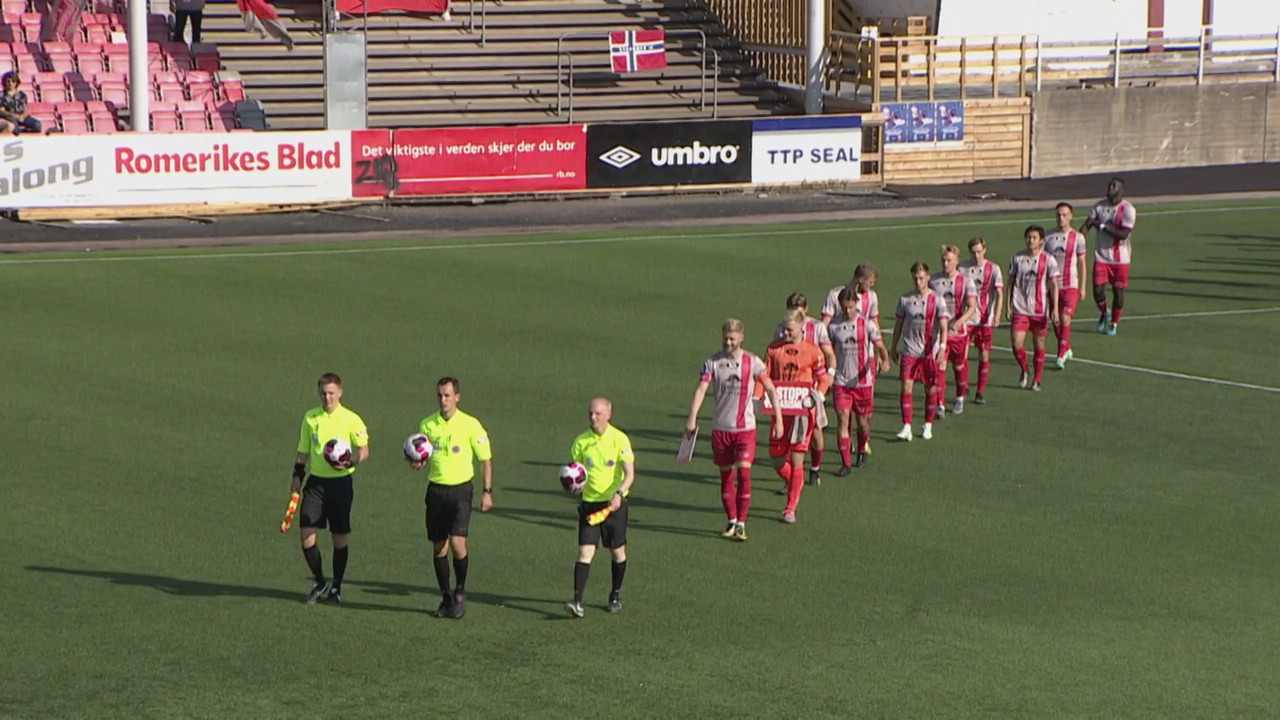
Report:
761,381,818,417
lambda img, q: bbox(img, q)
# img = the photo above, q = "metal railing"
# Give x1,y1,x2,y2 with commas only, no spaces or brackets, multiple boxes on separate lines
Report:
827,26,1280,104
466,0,502,47
555,29,719,124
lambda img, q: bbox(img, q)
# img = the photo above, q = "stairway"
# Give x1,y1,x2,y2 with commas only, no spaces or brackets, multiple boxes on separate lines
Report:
197,0,794,129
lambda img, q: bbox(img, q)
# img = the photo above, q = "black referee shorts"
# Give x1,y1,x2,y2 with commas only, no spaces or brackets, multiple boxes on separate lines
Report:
425,481,474,542
300,475,354,534
578,499,628,549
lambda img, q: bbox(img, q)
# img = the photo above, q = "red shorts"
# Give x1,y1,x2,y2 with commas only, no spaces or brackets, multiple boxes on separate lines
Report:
833,385,874,416
971,325,994,351
1093,262,1129,288
899,355,938,384
1058,288,1080,317
1011,313,1049,337
711,429,756,467
945,333,970,365
768,413,814,457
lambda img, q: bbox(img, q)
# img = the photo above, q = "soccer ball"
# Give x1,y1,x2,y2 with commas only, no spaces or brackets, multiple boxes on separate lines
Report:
323,438,352,467
559,462,587,494
404,433,434,462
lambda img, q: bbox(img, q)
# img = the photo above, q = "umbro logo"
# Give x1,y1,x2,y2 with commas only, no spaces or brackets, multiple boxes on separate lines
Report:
599,145,642,169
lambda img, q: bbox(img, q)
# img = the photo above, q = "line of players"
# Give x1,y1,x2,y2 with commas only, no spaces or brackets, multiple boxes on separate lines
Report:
687,178,1136,536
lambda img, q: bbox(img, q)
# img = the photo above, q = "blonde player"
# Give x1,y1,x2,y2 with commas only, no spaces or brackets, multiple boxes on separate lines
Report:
763,309,832,524
958,237,1004,405
928,245,978,416
773,293,835,486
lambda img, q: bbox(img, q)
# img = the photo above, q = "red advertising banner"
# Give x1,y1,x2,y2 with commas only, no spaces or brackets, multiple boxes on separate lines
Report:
336,0,445,14
351,125,586,198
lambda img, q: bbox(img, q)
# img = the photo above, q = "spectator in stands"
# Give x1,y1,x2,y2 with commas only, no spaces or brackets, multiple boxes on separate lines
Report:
173,0,207,44
0,72,42,135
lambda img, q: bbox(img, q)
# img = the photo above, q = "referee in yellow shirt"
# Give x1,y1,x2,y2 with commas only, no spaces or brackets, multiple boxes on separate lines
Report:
566,397,635,618
410,377,493,619
291,373,369,605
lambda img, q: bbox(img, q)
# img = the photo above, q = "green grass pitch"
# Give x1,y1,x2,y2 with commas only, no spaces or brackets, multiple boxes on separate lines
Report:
4,200,1279,718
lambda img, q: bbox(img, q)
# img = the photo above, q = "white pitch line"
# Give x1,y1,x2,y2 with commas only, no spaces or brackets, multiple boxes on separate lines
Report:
1112,307,1280,321
1,202,1278,267
1063,356,1280,393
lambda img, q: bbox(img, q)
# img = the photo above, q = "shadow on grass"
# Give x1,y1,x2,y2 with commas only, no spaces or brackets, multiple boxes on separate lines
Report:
24,565,425,614
345,580,571,620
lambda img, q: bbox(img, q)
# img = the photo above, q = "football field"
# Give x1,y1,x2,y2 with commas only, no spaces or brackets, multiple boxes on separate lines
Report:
4,199,1279,718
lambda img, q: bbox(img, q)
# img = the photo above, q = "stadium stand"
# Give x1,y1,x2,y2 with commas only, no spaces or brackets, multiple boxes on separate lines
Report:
0,0,252,133
196,0,791,129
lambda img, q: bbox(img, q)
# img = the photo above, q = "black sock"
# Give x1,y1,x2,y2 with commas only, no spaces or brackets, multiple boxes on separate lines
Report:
610,560,627,597
332,546,349,589
303,545,324,583
433,555,451,597
452,554,469,594
573,561,590,603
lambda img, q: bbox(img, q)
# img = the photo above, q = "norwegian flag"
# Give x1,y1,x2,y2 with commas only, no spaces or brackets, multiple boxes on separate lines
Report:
609,29,667,73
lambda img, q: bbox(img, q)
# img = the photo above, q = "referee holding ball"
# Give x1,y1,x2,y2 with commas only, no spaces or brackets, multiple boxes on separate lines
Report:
292,373,369,605
566,397,635,618
410,377,493,619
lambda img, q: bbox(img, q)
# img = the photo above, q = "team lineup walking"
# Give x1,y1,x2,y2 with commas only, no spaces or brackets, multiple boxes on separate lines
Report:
284,181,1135,614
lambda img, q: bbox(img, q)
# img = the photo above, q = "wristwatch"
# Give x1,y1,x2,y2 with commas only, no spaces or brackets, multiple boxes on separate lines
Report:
483,487,493,494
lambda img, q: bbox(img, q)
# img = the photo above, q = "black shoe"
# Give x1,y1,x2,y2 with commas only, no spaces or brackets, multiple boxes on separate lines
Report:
435,593,455,618
304,580,330,605
854,453,867,468
973,393,986,405
326,586,343,605
450,591,466,619
806,469,821,486
835,465,852,477
606,595,622,613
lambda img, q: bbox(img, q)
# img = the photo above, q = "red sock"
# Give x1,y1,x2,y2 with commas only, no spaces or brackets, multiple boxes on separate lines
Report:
857,430,870,453
1112,308,1123,324
978,361,991,393
735,466,752,522
719,468,735,521
1058,323,1072,355
785,462,804,513
1013,348,1029,373
900,393,913,424
1097,300,1108,313
954,359,969,398
1054,323,1066,356
924,388,938,422
810,447,823,470
776,461,791,482
838,436,852,466
1033,349,1046,382
935,371,948,408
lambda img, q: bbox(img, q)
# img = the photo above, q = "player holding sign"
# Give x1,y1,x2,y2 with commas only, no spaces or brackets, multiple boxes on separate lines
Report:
762,309,832,524
773,293,835,485
1045,202,1088,367
1081,177,1136,336
959,238,1004,405
890,263,951,441
827,287,890,472
686,319,784,541
1007,226,1061,391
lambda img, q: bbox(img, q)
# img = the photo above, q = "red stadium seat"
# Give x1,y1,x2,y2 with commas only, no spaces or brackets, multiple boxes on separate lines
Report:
193,48,219,73
13,50,42,76
64,71,95,101
34,72,68,103
156,78,184,103
96,73,127,106
178,100,208,131
0,55,13,76
218,79,244,103
89,113,116,132
56,102,90,133
75,48,105,76
2,0,26,16
84,24,110,44
151,107,179,132
26,100,56,129
188,78,214,105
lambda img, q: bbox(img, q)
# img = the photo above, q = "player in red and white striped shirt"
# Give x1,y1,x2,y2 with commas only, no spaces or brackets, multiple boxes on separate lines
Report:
687,319,784,541
1081,177,1136,336
929,245,978,417
1006,225,1061,391
828,287,890,472
774,293,836,486
958,237,1004,405
890,262,950,441
821,264,881,328
1045,202,1088,368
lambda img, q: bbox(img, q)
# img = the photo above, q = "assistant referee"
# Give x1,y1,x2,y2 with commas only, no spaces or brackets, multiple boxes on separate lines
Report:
292,373,369,605
566,397,635,619
410,376,493,619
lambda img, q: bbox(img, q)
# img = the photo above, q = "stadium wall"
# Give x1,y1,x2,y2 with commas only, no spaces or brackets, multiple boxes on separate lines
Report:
881,97,1030,184
1030,83,1276,178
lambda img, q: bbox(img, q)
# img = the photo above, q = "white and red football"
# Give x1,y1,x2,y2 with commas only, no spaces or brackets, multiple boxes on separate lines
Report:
404,433,434,463
323,438,352,467
559,462,587,494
